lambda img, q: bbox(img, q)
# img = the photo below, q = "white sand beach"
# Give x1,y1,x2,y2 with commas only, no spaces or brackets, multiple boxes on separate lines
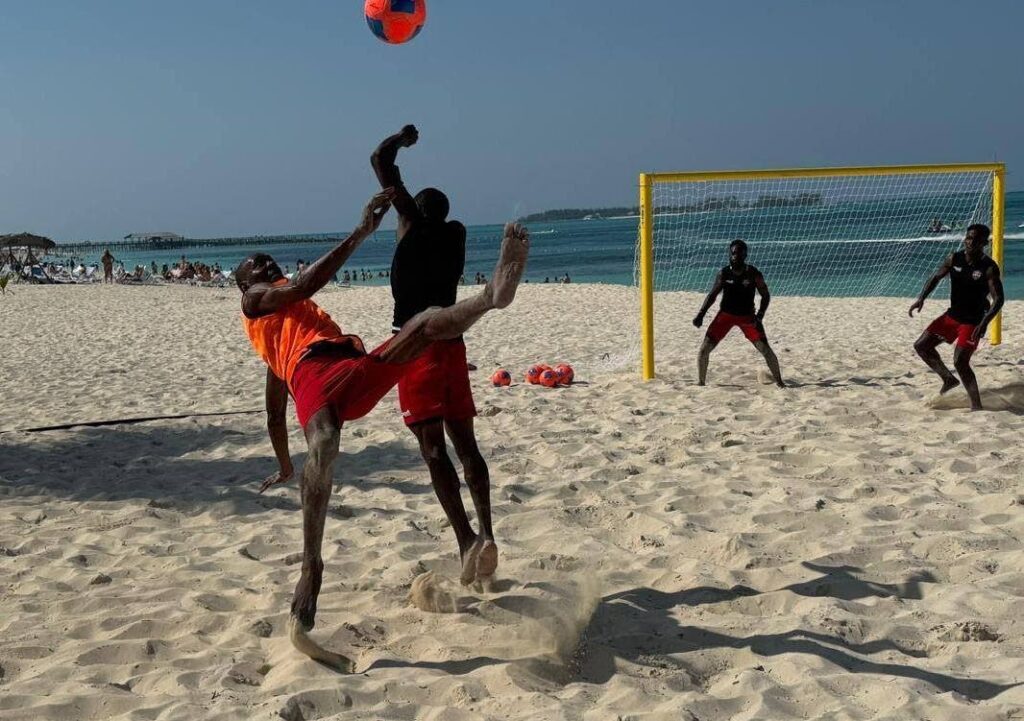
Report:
2,283,1024,720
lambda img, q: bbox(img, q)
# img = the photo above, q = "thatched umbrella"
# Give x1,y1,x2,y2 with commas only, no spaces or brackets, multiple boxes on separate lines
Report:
1,232,56,265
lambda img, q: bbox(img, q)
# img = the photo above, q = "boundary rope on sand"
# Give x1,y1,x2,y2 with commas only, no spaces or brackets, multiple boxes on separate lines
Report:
0,409,263,435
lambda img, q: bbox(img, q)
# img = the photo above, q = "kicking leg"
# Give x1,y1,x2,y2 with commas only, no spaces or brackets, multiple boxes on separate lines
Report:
697,338,717,386
953,345,982,411
753,339,785,388
380,224,530,365
914,332,959,394
445,417,497,584
287,406,353,671
410,419,477,560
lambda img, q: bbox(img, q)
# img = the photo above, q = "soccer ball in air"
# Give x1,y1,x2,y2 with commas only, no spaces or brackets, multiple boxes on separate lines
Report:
491,369,512,387
365,0,427,45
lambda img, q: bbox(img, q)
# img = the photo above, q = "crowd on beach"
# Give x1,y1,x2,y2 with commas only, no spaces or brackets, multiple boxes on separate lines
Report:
2,249,573,288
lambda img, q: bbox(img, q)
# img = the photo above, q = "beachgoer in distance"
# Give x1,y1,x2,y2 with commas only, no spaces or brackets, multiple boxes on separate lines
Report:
909,224,1004,410
235,188,529,670
101,249,115,284
693,239,785,387
372,124,497,585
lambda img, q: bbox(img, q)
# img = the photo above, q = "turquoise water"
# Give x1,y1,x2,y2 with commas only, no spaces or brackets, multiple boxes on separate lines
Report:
69,191,1024,299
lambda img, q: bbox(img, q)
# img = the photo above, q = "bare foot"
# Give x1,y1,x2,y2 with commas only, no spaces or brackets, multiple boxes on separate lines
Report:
460,537,484,586
475,539,498,581
287,615,355,673
488,223,530,309
940,376,961,394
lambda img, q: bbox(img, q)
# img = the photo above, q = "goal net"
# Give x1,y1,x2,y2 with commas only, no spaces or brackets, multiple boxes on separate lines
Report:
636,164,1006,379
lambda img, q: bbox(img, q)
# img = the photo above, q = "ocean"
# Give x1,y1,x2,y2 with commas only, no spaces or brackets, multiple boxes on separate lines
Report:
64,190,1024,299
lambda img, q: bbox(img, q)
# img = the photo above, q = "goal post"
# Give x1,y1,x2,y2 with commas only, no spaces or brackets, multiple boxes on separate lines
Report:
638,162,1005,381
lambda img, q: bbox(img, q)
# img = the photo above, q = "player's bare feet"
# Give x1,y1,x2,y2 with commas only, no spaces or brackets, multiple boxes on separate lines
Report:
287,615,355,673
488,223,529,309
460,537,483,586
475,539,498,581
940,376,961,394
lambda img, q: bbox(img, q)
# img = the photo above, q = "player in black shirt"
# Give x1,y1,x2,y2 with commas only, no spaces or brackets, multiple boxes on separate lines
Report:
373,125,523,586
693,240,785,387
909,224,1004,410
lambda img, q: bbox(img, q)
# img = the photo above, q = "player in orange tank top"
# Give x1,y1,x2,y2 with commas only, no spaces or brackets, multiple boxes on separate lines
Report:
235,186,531,671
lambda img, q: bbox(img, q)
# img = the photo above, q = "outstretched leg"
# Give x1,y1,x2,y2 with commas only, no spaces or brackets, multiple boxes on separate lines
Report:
287,406,354,671
914,332,959,394
753,340,785,388
953,345,982,411
445,417,497,584
697,338,717,386
381,224,530,365
410,419,477,559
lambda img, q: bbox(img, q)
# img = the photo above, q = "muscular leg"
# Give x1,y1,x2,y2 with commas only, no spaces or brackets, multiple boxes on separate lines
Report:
287,406,354,671
953,345,982,411
914,332,960,394
409,419,476,558
380,226,529,365
753,339,785,388
291,408,340,628
445,417,497,582
697,338,717,386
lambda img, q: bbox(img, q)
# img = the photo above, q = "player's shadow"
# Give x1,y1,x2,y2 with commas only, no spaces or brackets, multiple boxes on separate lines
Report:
366,564,1018,700
0,418,426,516
580,567,1016,700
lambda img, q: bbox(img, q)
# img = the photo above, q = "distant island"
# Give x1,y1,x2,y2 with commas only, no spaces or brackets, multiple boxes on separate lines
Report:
519,193,823,223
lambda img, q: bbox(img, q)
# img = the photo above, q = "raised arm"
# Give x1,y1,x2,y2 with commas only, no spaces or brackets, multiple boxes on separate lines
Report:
371,125,421,231
243,189,394,318
909,253,953,317
259,368,294,493
754,270,771,320
693,271,724,327
971,264,1005,343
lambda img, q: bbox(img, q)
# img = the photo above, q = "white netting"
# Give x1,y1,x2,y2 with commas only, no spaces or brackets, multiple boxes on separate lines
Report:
606,169,996,372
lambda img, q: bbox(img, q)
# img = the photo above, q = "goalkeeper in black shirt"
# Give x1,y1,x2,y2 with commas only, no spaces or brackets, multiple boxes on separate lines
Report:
909,224,1004,411
693,240,785,388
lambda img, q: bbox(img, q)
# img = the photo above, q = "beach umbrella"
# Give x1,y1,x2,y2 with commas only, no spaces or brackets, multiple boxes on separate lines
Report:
1,232,56,251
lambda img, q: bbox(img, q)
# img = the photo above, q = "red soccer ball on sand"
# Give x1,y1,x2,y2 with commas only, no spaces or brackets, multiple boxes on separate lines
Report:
539,369,560,388
555,363,575,385
525,365,544,384
491,369,512,387
365,0,427,45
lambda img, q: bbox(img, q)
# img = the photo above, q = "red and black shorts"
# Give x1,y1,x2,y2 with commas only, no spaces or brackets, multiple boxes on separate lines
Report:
398,338,477,427
291,337,412,429
926,313,979,350
706,311,766,344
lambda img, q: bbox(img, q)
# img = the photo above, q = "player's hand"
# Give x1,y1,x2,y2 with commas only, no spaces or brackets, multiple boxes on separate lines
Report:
971,324,986,344
259,466,294,494
399,124,419,147
356,188,395,235
908,299,924,317
692,313,704,328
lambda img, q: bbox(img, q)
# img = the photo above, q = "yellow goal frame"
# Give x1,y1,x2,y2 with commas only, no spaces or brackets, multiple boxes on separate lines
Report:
639,162,1006,381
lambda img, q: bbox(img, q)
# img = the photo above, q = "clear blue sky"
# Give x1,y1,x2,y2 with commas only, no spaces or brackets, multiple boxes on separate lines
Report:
1,1,1020,240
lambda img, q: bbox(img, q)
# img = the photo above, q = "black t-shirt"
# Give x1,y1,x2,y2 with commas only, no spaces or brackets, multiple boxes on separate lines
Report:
947,250,996,325
390,219,466,330
719,264,758,316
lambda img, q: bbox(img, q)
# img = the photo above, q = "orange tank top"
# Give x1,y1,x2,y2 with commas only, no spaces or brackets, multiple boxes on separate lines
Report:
241,281,364,389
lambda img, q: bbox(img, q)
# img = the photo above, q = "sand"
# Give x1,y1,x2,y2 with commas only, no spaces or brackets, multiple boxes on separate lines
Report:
1,282,1023,721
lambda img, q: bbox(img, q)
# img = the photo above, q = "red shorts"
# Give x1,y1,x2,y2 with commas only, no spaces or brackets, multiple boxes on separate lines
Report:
290,338,412,429
398,338,477,426
706,311,766,344
926,313,979,349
